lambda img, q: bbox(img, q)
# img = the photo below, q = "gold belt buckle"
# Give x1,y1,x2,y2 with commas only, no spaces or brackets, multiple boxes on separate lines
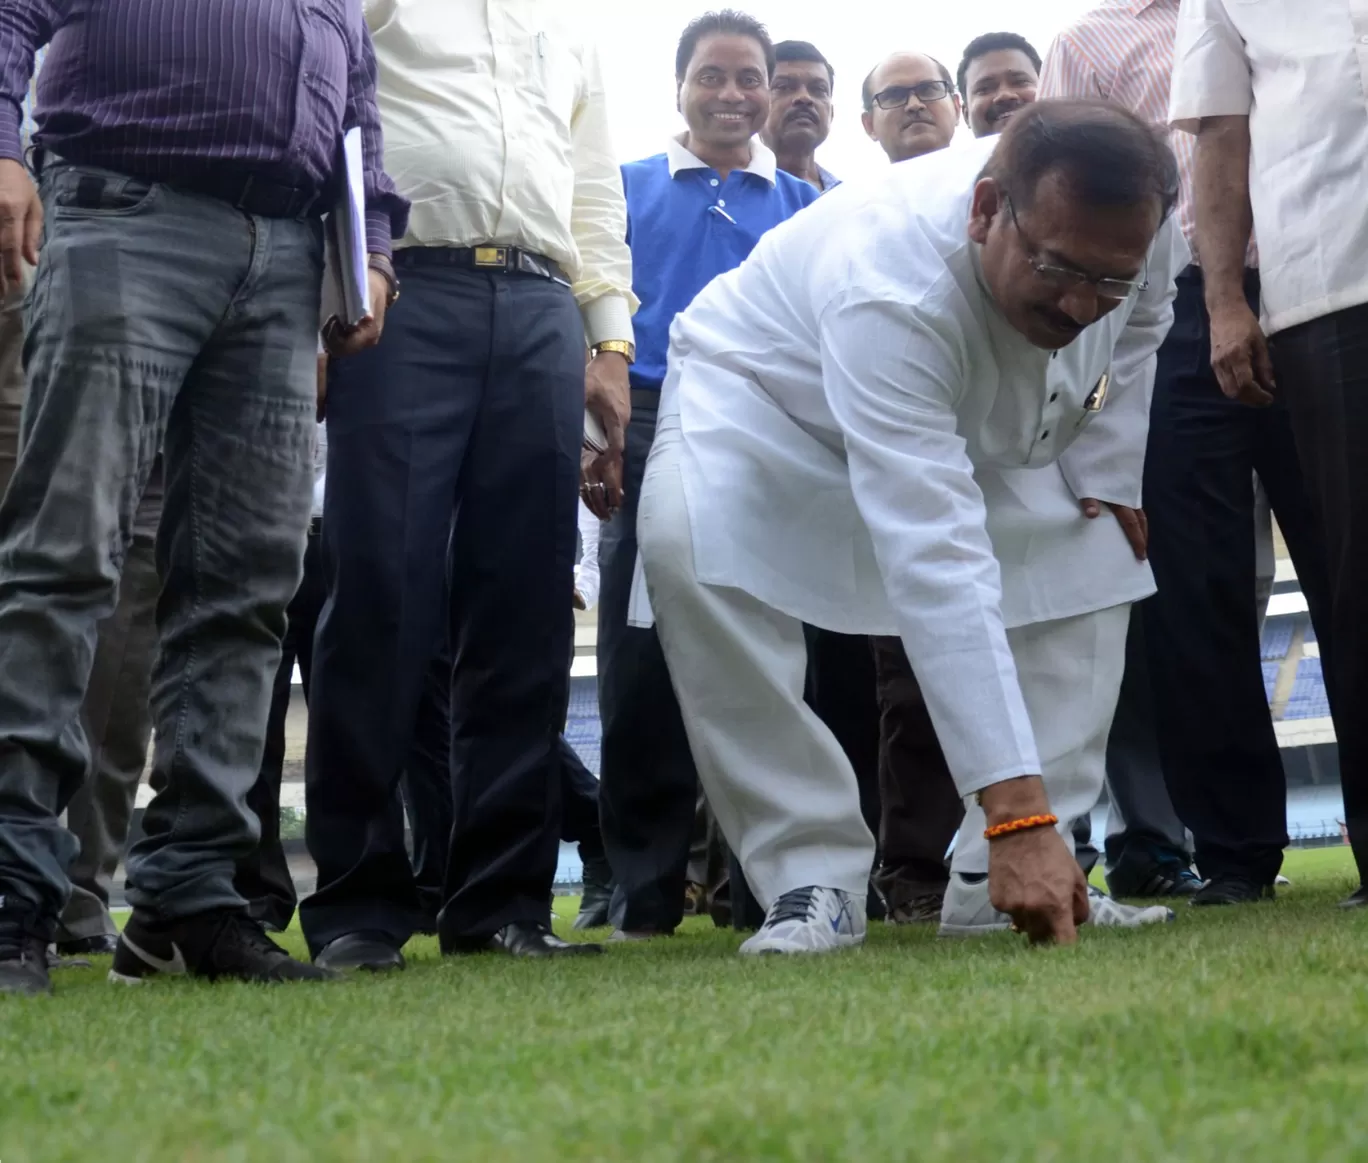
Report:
473,246,508,268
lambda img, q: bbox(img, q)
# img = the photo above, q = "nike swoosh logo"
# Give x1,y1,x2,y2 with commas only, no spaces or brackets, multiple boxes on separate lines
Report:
830,903,847,933
122,934,188,975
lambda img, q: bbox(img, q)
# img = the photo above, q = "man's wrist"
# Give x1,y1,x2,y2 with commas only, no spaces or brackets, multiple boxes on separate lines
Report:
978,775,1051,828
1205,280,1251,315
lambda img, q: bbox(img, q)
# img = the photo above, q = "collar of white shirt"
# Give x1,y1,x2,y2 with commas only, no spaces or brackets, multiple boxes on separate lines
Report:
665,135,778,185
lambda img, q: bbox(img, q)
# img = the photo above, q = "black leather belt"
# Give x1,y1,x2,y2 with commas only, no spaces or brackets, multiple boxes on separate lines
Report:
394,245,571,286
32,149,327,220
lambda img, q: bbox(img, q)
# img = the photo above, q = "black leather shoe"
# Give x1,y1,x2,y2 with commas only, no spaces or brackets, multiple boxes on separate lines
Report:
1339,885,1368,910
56,934,119,957
0,931,53,996
315,932,406,973
573,856,614,930
1190,875,1275,907
448,921,603,958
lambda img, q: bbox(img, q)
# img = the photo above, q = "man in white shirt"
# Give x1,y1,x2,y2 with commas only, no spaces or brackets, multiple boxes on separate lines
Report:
302,0,638,967
1170,0,1368,910
637,100,1187,953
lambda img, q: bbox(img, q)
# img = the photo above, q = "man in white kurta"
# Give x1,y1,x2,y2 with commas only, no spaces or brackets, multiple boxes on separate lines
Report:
636,100,1189,953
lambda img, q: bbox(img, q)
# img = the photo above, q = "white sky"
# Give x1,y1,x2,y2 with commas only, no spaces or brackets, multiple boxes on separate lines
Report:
594,0,1096,181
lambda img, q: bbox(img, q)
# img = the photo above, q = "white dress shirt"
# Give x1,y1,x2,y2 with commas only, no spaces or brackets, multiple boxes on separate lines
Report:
363,0,636,345
641,138,1185,790
1170,0,1368,334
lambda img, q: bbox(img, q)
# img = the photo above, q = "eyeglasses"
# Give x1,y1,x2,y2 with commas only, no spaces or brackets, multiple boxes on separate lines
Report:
871,80,954,110
1003,195,1149,302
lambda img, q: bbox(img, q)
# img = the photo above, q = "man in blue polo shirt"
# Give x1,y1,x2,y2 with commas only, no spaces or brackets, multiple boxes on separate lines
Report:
596,9,817,941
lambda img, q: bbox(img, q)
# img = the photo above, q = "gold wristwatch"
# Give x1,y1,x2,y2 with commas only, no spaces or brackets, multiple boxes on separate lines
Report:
592,339,635,363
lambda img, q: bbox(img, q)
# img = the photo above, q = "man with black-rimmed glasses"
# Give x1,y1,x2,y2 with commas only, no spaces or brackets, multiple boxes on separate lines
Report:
861,53,961,164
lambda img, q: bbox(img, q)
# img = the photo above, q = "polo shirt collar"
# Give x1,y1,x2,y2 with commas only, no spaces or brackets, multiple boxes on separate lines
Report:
666,134,778,185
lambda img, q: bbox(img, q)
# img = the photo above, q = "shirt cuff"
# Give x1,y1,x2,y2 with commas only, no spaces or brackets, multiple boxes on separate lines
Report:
365,209,394,259
0,110,23,163
581,294,636,349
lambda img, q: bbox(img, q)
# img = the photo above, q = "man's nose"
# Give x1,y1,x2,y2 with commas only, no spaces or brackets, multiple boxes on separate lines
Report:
1058,284,1106,327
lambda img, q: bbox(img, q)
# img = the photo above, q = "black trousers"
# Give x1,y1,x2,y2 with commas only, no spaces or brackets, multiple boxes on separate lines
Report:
869,636,965,897
597,395,700,933
249,533,455,932
1271,300,1368,882
300,262,583,955
1144,267,1332,885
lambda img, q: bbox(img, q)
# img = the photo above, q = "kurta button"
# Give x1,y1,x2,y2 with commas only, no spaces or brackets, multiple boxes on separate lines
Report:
1040,430,1050,439
718,199,726,207
1049,392,1059,402
710,178,720,186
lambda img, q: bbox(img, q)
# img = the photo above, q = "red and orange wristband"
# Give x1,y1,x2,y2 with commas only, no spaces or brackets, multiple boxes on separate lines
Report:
983,813,1059,841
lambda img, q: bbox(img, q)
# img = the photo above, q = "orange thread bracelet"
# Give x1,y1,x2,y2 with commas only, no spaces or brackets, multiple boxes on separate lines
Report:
983,813,1059,841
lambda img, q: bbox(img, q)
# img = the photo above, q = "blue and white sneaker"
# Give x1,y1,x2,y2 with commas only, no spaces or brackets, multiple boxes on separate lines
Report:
739,886,866,956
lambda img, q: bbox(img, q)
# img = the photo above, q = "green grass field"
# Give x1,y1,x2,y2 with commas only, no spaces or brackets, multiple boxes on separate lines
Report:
3,847,1367,1162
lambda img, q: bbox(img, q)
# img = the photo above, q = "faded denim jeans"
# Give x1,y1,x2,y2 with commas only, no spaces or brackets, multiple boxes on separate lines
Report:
0,162,320,938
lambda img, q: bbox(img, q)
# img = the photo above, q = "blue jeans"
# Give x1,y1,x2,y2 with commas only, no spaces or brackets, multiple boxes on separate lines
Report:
0,162,321,937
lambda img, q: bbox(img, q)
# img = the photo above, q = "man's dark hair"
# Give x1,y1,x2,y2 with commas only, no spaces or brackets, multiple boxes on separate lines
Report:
956,32,1041,101
861,55,956,113
985,99,1181,222
773,40,835,87
676,10,776,83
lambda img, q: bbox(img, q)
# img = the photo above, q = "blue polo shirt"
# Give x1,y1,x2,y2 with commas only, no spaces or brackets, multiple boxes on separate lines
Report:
622,138,819,392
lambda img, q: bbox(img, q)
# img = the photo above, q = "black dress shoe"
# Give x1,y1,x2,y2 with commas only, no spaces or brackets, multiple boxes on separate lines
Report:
1190,874,1275,906
56,933,120,957
448,921,603,958
315,932,406,973
1339,885,1368,910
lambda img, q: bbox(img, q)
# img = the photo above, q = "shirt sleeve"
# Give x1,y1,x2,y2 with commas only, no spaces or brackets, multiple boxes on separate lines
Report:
1169,0,1253,134
1058,216,1190,507
0,0,54,161
574,500,603,611
820,291,1041,795
1037,30,1104,101
347,19,410,256
569,39,638,347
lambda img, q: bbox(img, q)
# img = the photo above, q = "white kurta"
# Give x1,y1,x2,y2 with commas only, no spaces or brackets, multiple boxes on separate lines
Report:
635,136,1186,791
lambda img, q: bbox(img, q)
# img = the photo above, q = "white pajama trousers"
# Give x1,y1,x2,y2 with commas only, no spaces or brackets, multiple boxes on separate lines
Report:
638,417,1131,909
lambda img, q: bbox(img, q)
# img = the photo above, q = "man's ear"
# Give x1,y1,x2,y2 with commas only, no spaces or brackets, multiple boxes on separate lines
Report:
968,176,1003,244
861,110,876,141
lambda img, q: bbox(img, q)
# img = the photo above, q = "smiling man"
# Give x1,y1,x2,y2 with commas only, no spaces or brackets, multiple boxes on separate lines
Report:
631,100,1188,955
861,52,961,163
957,32,1041,139
595,10,818,942
761,40,838,192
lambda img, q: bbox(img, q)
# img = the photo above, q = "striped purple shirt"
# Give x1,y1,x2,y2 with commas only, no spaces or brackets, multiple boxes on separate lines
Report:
0,0,408,254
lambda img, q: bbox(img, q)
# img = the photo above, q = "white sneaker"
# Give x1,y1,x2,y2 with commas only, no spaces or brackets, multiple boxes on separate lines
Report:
738,886,866,956
938,874,1013,937
939,876,1176,937
1085,886,1175,927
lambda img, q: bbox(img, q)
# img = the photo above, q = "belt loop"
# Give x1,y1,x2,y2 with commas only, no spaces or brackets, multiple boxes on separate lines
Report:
236,174,256,212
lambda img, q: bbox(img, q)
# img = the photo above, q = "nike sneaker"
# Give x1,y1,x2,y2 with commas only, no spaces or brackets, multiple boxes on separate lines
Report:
110,908,335,984
739,886,865,955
